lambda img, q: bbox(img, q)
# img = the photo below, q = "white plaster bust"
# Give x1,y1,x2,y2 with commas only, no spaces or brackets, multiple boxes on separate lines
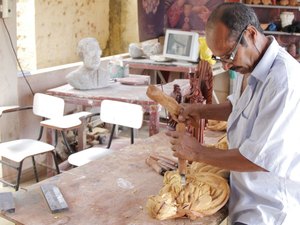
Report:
66,37,110,90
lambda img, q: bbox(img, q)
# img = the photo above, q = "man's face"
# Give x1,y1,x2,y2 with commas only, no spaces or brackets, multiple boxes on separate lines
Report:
205,22,255,74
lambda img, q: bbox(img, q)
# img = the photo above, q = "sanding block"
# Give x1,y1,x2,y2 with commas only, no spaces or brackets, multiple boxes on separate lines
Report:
40,184,68,213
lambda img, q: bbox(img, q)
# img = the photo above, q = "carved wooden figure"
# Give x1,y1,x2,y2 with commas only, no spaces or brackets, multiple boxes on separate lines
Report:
167,84,182,130
184,60,213,143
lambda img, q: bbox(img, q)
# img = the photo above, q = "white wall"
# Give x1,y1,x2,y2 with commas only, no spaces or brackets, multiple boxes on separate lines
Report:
0,0,19,180
0,0,19,142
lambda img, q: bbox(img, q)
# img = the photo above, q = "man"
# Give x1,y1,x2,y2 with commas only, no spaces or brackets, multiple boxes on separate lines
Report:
167,2,300,225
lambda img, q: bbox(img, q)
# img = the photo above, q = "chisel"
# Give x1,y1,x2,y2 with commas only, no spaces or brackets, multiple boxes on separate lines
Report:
175,122,187,187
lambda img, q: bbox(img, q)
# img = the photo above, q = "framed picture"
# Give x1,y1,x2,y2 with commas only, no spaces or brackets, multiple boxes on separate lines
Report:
138,0,165,42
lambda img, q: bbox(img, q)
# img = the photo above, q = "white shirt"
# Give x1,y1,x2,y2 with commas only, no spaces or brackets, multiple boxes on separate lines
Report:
227,37,300,225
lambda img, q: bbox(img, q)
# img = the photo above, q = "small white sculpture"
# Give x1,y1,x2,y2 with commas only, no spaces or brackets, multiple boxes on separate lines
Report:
280,12,295,28
128,43,144,58
128,40,162,59
66,37,110,90
141,41,162,57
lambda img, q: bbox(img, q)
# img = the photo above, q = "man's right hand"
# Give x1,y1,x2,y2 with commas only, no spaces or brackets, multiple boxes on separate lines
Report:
177,103,203,127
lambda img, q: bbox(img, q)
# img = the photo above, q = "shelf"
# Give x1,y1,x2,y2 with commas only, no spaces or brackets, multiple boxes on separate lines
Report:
264,31,300,36
245,4,300,10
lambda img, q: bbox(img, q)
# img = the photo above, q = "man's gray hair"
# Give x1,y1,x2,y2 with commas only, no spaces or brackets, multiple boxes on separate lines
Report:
206,2,264,41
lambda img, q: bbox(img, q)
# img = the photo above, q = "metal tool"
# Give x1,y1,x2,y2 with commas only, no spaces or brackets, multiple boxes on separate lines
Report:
175,122,187,187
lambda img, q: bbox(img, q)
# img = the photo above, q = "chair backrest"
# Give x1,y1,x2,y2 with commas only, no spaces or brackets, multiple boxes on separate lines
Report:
100,100,143,129
33,93,65,119
0,106,19,117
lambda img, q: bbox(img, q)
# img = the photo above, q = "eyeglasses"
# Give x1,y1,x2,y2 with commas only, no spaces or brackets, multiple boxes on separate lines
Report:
212,27,248,64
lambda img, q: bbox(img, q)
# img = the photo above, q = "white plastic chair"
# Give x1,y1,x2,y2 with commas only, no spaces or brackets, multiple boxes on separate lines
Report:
40,111,91,154
68,100,144,167
0,106,20,117
0,93,66,190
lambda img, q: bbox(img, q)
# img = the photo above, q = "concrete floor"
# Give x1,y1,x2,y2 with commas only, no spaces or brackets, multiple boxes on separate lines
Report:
0,121,228,225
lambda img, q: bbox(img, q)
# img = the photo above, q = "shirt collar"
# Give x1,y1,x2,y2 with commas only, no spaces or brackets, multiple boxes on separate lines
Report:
251,36,279,83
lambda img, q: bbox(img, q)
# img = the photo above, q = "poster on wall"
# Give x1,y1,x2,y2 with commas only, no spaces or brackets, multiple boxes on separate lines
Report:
138,0,224,42
138,0,165,42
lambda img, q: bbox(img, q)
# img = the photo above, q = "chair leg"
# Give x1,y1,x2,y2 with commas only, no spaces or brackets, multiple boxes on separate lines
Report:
31,156,39,182
131,128,134,144
107,125,116,149
51,151,60,174
15,161,24,191
54,130,59,147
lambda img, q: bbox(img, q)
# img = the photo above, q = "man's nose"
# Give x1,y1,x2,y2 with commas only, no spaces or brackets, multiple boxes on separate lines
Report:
222,61,233,71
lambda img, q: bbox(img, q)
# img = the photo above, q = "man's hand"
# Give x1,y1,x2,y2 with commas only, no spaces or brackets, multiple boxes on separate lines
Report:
165,130,202,162
176,103,202,128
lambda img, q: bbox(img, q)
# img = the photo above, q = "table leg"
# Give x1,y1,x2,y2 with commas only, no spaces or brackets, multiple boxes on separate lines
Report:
148,105,160,136
156,71,167,84
77,119,87,151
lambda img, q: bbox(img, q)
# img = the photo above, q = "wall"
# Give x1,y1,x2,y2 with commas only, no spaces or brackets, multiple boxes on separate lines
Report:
17,0,139,71
16,0,36,71
120,0,139,52
0,0,19,180
17,0,110,70
105,0,139,56
0,0,19,142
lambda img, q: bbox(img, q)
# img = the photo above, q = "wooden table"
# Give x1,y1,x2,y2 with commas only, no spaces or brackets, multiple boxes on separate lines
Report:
123,58,225,76
123,58,226,103
46,79,190,137
123,58,198,84
0,132,227,225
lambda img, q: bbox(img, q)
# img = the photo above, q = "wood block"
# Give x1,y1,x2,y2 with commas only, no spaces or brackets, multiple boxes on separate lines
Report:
40,184,68,213
0,192,15,213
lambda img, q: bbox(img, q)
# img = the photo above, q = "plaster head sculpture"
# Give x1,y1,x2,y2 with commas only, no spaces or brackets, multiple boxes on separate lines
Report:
66,37,110,90
78,37,102,70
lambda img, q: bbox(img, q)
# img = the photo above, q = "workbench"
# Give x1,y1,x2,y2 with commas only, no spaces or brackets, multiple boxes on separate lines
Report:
0,132,227,225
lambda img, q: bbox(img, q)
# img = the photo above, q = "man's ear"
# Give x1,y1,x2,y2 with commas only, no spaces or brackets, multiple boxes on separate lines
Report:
247,25,259,43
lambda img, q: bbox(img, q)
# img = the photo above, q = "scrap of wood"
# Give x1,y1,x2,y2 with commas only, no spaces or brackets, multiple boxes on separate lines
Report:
147,153,178,173
145,157,166,176
157,159,177,171
149,153,178,166
158,155,178,167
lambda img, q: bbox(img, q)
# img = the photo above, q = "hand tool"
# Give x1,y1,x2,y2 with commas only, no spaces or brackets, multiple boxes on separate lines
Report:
175,122,187,187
